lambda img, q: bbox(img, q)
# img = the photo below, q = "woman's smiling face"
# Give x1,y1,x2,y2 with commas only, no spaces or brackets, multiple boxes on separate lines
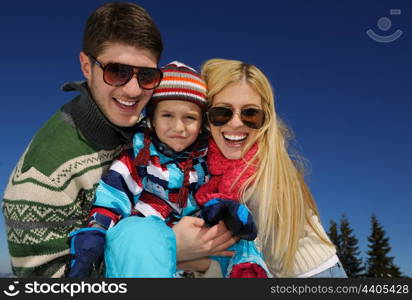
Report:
209,80,262,160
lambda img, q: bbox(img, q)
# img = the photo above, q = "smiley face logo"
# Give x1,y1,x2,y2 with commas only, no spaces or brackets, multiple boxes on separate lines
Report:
367,9,403,43
3,281,20,297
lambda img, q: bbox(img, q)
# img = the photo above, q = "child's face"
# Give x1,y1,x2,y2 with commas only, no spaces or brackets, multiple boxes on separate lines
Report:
152,100,202,152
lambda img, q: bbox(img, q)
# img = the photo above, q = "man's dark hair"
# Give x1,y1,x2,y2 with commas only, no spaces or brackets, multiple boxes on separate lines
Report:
83,2,163,61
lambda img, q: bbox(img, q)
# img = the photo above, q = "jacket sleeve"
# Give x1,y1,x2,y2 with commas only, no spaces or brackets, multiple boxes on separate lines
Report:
92,149,144,224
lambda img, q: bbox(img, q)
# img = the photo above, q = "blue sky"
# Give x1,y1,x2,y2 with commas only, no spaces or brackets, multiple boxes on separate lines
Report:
0,0,411,276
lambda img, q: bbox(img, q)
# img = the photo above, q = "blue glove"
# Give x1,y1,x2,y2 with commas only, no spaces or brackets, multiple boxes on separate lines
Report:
68,227,106,278
201,198,257,241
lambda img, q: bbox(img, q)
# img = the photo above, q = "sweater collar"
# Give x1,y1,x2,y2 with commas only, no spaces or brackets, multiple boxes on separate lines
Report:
61,81,139,150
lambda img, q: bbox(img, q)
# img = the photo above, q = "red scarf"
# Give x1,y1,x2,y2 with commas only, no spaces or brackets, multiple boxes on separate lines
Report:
196,138,258,205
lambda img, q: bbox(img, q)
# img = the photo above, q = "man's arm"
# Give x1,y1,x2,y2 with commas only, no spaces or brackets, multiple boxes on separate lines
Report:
3,171,82,277
2,115,121,277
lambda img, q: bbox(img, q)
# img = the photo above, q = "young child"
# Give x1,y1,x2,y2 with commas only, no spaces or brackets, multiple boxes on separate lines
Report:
68,61,269,278
67,61,207,277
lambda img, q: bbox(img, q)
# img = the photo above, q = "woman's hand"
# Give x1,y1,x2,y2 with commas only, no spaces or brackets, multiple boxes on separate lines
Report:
173,216,238,262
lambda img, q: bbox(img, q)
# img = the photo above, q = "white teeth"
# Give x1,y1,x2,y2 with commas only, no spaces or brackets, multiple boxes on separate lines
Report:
115,98,137,107
223,134,247,141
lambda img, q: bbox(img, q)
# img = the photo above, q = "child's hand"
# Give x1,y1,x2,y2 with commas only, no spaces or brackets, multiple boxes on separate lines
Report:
201,198,257,241
67,227,106,278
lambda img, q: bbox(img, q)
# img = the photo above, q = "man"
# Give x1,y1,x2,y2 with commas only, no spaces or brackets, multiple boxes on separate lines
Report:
2,2,235,278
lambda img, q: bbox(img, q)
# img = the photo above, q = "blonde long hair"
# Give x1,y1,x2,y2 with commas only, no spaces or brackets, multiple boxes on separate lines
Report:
201,58,331,275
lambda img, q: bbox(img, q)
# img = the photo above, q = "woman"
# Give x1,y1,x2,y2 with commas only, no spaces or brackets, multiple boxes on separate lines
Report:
200,58,346,277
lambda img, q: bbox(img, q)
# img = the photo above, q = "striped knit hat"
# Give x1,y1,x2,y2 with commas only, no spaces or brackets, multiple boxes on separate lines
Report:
150,61,207,110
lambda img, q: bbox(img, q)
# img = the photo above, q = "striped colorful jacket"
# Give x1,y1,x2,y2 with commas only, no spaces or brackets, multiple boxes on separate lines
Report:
89,124,209,229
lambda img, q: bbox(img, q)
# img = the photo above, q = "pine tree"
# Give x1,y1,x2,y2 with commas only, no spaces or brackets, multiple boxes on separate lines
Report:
339,215,364,277
327,219,341,258
366,215,402,277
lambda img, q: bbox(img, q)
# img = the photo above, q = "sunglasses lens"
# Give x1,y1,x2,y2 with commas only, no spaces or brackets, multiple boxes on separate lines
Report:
241,108,265,129
208,107,233,126
138,68,163,89
104,63,162,89
208,107,265,129
104,63,133,86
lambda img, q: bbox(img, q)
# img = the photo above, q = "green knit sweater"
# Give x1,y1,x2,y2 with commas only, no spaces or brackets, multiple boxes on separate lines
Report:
2,81,138,277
